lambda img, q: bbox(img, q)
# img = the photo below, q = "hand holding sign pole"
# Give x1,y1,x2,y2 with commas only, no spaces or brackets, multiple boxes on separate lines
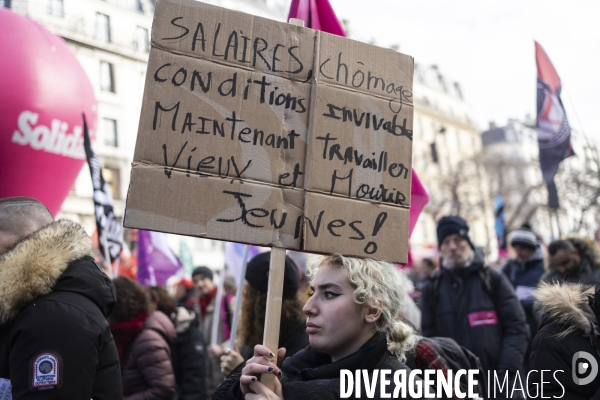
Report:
261,247,287,389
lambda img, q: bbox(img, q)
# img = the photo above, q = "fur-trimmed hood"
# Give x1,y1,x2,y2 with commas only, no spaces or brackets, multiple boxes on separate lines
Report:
534,282,597,337
0,219,113,323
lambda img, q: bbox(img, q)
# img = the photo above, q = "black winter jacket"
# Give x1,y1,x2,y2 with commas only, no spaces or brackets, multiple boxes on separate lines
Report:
172,307,207,400
502,247,545,370
213,333,422,400
0,219,122,399
420,261,529,374
529,283,600,400
541,237,600,286
541,258,600,285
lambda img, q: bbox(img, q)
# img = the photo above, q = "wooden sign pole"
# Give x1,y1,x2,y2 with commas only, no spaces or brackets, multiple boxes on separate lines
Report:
260,247,286,389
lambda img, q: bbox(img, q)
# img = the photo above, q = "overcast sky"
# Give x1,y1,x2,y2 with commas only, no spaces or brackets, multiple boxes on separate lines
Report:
327,0,599,140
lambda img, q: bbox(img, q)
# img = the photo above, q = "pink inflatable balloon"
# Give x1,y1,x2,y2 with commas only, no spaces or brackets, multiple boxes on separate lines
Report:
0,8,97,216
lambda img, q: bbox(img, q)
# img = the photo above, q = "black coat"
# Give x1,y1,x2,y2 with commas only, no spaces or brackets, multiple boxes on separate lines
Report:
172,307,207,400
529,283,600,399
420,261,529,374
540,237,600,286
541,257,600,285
279,319,310,359
501,248,545,370
213,333,422,400
0,220,122,399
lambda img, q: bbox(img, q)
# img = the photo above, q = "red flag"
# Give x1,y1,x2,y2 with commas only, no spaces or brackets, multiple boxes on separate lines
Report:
535,41,574,209
288,0,429,238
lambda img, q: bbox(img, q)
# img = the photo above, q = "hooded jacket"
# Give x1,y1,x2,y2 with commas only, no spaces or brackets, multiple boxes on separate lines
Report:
122,311,177,400
172,306,207,400
213,333,422,400
502,246,545,368
541,237,600,285
529,283,600,399
0,219,122,399
420,259,529,374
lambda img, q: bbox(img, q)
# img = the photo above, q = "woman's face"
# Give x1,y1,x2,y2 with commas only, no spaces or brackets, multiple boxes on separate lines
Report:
303,264,377,362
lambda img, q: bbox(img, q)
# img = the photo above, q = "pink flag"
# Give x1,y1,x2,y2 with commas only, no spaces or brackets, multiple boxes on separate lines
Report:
288,0,429,238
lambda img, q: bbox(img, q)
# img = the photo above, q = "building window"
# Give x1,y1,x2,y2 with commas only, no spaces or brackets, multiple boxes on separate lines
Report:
1,0,12,8
102,167,121,199
95,13,111,42
102,118,118,147
135,0,144,12
430,142,439,164
47,0,63,16
100,61,115,92
135,26,149,52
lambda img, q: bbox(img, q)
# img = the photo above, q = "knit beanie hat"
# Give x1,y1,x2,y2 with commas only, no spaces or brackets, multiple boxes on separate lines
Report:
191,266,213,281
436,215,474,249
245,252,299,299
509,226,537,250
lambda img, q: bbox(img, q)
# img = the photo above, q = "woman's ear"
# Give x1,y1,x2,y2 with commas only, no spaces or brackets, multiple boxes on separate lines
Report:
365,306,382,323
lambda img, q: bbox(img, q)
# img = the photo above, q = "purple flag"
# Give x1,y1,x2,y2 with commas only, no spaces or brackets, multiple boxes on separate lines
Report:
224,242,261,282
137,230,183,286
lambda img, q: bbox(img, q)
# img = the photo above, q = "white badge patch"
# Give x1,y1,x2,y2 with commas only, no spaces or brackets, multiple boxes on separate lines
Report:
31,353,61,390
0,378,12,400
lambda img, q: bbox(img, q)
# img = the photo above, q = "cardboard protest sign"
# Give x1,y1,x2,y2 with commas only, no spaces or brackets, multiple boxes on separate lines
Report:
124,0,414,263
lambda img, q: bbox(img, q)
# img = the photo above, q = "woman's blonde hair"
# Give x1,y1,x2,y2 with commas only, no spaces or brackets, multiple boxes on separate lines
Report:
306,254,417,361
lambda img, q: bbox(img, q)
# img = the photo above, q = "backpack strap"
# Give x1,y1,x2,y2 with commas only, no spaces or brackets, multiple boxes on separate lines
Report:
478,266,501,305
503,260,513,281
430,270,442,304
431,267,499,305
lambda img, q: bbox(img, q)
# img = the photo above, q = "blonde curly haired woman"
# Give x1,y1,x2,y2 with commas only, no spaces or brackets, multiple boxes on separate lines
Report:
214,254,421,400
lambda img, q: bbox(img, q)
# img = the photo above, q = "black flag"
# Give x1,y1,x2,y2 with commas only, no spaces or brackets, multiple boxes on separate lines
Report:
83,114,123,263
535,41,574,209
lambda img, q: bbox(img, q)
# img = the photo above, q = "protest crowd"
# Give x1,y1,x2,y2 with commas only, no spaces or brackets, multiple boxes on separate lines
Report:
3,196,600,399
